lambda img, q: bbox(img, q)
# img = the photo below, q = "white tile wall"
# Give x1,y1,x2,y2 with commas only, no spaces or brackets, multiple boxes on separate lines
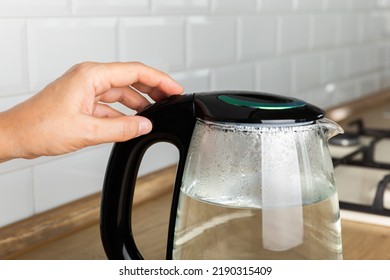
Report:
172,69,210,93
238,15,276,60
292,52,321,92
257,57,291,95
260,0,293,11
293,0,324,11
151,0,209,14
324,0,349,10
0,0,70,17
278,15,310,53
211,63,255,91
72,0,149,16
187,16,236,67
33,145,111,213
28,18,117,91
0,169,33,227
337,14,360,45
1,0,390,226
211,0,257,13
119,17,184,71
322,50,348,83
0,19,28,95
310,14,337,48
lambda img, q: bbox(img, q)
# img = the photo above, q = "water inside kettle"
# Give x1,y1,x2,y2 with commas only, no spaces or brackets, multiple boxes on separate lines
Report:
173,120,342,260
173,191,341,259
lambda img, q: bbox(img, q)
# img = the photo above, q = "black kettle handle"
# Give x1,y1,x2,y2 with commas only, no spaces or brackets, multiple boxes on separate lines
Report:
100,94,196,260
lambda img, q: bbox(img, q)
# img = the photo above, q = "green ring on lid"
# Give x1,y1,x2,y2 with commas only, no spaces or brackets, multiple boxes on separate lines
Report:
218,95,306,110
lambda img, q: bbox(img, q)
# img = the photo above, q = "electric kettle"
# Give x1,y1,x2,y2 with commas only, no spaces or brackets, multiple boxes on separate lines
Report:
100,91,343,260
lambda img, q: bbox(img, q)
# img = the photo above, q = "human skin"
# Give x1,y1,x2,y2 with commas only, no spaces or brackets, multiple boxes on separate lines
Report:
0,61,184,163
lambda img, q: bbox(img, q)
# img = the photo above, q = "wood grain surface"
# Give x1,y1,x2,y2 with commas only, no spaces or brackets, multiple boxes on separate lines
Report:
12,191,390,260
0,165,176,260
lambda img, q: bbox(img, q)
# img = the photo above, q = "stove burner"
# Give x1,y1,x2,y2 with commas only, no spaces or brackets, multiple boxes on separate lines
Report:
332,119,390,217
329,132,360,147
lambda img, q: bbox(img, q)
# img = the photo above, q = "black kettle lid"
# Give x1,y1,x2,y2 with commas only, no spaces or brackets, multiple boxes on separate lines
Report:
193,91,324,124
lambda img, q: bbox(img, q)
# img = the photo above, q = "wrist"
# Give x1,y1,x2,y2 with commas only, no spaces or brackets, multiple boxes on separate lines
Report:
0,110,25,162
0,111,14,162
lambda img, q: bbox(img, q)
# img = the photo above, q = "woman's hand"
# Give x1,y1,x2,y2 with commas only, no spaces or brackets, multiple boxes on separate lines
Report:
0,62,184,162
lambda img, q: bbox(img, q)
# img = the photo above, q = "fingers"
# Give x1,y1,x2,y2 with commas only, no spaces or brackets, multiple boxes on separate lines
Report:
131,82,178,103
97,86,150,112
86,115,152,145
93,103,125,118
83,61,184,98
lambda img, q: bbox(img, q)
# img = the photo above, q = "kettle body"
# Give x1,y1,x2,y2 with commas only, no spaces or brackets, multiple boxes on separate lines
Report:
100,91,343,260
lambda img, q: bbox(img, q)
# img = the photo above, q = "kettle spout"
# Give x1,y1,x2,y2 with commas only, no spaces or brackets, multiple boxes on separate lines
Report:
318,118,344,141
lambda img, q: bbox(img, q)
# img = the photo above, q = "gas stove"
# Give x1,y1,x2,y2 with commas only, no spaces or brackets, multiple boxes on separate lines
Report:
329,118,390,226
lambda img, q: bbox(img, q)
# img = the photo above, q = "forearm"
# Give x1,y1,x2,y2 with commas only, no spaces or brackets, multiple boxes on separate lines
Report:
0,110,18,163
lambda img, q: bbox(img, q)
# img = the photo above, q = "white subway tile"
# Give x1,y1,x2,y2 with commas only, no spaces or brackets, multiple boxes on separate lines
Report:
139,143,179,177
211,63,255,91
377,0,390,8
314,80,358,107
33,145,112,213
348,47,368,76
211,0,257,13
380,70,390,88
311,14,337,48
293,0,324,10
335,80,359,103
330,79,353,102
187,16,236,67
350,0,377,9
324,0,349,10
348,45,381,77
330,81,358,106
322,50,348,83
278,15,310,53
359,73,381,96
305,86,337,109
171,69,210,93
27,18,117,91
336,14,360,45
238,15,276,60
365,45,381,72
257,57,291,95
0,19,28,96
383,13,390,37
0,156,52,177
0,0,70,17
292,53,321,92
380,44,390,68
360,14,384,43
260,0,293,11
0,169,33,227
119,17,184,72
152,0,209,14
72,0,149,15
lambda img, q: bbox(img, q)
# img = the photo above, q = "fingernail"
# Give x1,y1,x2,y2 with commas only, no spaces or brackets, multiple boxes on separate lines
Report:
138,118,152,136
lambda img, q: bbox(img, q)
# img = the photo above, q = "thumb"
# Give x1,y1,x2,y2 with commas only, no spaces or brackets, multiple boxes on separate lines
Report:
87,115,152,144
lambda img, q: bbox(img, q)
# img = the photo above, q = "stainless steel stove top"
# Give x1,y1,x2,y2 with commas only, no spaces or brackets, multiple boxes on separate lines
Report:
329,118,390,226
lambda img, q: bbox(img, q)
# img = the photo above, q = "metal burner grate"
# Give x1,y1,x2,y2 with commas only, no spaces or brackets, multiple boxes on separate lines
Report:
331,119,390,216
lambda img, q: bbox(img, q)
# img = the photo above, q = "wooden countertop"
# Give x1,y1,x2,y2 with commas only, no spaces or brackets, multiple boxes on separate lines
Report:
10,180,390,260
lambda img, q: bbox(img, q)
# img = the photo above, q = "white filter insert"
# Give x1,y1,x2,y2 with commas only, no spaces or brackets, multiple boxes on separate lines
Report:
261,131,304,251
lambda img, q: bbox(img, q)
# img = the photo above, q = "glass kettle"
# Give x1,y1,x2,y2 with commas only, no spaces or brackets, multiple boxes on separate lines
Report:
100,91,343,260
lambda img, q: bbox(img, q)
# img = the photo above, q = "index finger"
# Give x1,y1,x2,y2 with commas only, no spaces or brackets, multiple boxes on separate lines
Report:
91,62,184,98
